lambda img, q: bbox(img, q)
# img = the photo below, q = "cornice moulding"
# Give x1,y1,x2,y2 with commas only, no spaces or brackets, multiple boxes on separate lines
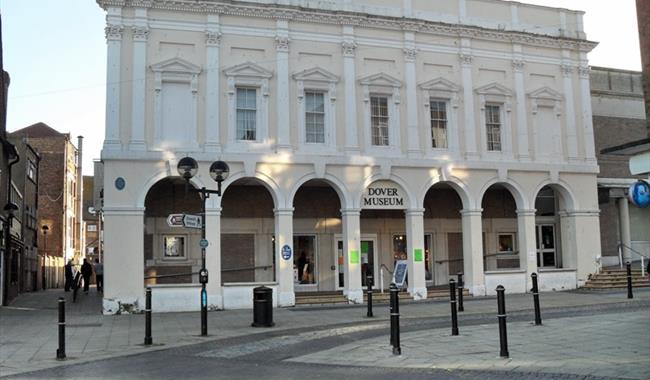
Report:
96,0,598,52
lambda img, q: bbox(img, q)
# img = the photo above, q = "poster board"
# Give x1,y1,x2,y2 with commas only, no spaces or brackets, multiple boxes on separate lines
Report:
392,260,408,288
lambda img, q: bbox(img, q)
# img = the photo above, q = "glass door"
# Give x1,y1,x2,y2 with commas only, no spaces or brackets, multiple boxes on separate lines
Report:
536,224,556,268
334,237,377,290
360,240,375,287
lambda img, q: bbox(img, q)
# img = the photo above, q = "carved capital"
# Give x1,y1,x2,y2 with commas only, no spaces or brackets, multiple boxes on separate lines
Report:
132,26,149,42
561,64,574,77
511,59,525,72
578,66,590,79
105,24,124,41
275,36,290,52
459,54,473,66
206,31,222,47
342,41,357,57
403,48,417,62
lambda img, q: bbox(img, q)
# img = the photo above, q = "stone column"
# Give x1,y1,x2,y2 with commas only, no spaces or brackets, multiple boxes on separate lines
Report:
618,197,632,263
562,210,601,286
460,47,478,159
512,55,530,161
517,209,538,290
561,62,579,161
102,207,145,315
129,10,148,151
274,208,295,306
342,26,359,153
341,209,362,303
204,17,221,152
104,20,123,150
461,209,485,295
404,32,420,156
276,20,291,151
205,208,222,309
405,209,426,299
578,65,596,162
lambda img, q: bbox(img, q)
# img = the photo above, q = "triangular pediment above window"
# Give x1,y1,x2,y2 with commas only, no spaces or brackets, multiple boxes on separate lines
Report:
475,82,513,97
292,67,339,83
527,86,563,101
419,77,460,92
150,57,201,75
223,61,273,79
359,72,402,88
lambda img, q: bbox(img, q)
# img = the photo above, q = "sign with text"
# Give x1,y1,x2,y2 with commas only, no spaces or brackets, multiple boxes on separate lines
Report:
166,214,185,227
183,214,203,229
362,181,406,209
392,260,408,288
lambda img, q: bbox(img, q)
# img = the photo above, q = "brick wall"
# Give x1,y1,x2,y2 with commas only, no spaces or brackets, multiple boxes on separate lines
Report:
594,115,648,178
637,0,650,129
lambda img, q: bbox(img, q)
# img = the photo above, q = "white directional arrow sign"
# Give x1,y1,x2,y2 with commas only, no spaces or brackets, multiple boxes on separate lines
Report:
183,214,203,229
167,213,185,227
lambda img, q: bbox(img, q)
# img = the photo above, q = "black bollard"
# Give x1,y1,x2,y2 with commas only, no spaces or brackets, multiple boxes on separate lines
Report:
389,283,401,355
56,297,66,360
457,272,464,312
366,273,374,318
531,273,542,325
626,262,634,299
144,287,152,345
449,279,459,336
496,285,509,358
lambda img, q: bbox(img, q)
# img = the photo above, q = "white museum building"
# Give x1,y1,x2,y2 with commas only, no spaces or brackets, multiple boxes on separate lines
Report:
96,0,602,314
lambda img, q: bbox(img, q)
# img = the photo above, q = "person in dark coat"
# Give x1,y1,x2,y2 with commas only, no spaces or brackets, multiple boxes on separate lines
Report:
80,259,93,294
64,260,74,292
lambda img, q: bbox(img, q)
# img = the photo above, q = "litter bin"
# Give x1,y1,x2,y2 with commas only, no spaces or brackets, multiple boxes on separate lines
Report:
252,286,274,327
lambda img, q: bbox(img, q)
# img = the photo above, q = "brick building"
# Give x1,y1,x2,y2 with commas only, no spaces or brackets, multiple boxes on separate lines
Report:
10,123,82,288
83,175,101,263
592,67,650,267
637,0,650,127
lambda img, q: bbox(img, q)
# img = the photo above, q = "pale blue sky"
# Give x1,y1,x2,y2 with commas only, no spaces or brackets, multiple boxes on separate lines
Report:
0,0,641,175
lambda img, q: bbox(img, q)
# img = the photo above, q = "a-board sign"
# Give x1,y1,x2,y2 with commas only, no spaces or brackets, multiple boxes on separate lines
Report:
392,260,408,288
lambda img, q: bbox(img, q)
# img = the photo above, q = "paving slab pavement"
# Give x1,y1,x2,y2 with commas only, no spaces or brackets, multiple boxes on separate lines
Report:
1,286,649,378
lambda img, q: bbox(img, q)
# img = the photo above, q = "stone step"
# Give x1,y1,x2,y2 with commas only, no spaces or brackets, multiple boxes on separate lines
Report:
295,289,471,305
582,282,650,289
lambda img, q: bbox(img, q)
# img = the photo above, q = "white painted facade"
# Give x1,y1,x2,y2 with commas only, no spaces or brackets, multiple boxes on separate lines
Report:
96,0,601,314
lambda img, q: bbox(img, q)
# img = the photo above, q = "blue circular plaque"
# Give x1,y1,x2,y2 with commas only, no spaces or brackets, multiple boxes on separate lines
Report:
281,245,292,260
115,177,126,190
628,180,650,208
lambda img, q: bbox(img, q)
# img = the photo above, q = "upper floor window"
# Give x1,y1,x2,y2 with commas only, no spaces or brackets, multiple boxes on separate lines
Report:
485,104,502,151
27,160,37,182
305,92,325,143
430,100,448,148
371,96,389,146
236,88,257,141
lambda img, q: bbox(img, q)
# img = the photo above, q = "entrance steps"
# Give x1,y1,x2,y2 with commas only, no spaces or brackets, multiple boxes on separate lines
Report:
582,269,650,290
294,287,470,306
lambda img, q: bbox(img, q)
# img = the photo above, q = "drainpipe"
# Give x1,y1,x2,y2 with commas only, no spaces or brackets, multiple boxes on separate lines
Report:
3,146,19,305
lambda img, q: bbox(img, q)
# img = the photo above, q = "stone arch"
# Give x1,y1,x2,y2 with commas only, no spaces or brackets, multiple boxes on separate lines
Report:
137,170,207,208
357,173,417,210
418,176,473,210
478,177,529,210
289,173,352,210
532,179,578,211
212,170,284,209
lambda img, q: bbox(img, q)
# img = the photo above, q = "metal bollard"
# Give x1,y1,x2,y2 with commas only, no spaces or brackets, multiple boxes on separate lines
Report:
449,279,459,336
144,287,152,345
531,273,542,325
56,297,66,360
457,272,464,312
389,283,401,355
366,274,374,318
626,262,633,299
496,285,509,358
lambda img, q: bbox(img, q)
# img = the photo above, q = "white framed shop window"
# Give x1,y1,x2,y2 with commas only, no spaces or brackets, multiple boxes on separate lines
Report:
359,73,402,155
293,67,339,152
150,58,201,150
224,62,272,151
475,82,513,159
162,235,187,260
293,235,318,288
419,77,460,156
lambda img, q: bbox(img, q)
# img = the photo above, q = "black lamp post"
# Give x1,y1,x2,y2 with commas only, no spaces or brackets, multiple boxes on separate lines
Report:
41,225,49,290
177,157,229,336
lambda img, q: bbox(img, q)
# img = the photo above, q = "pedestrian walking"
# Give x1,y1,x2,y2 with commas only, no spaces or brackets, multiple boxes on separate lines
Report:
94,258,104,293
64,260,74,292
81,259,93,294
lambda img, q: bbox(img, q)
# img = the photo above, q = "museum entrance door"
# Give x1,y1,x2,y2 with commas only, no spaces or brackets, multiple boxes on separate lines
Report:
335,236,377,290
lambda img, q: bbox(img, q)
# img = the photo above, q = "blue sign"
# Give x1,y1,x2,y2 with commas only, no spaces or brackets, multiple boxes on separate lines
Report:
628,181,650,208
199,239,209,248
281,245,292,260
115,177,126,190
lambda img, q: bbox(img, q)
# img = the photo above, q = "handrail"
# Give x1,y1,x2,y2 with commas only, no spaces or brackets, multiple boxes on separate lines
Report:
144,272,196,280
379,264,394,294
222,265,273,272
618,243,648,277
380,264,393,275
435,258,464,264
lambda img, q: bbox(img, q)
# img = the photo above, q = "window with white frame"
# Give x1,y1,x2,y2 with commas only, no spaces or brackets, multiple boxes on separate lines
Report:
163,235,186,259
430,100,448,148
305,92,325,143
27,160,37,182
371,96,389,146
485,104,502,151
236,88,257,141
